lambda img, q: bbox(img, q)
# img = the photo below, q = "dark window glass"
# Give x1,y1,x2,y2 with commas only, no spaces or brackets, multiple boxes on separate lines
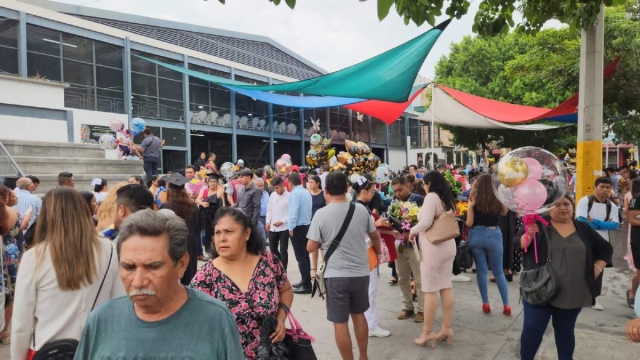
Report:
131,72,157,97
27,53,61,81
158,78,183,101
63,60,94,86
371,118,387,145
132,94,158,118
61,34,93,63
133,126,161,144
304,108,326,137
329,107,349,140
352,113,370,143
409,119,421,148
27,25,61,56
162,128,186,147
156,56,182,81
64,85,95,110
162,150,186,173
0,17,18,48
211,85,230,111
189,84,209,107
96,66,123,91
97,89,125,114
95,41,122,69
0,47,18,75
131,50,156,75
159,98,184,121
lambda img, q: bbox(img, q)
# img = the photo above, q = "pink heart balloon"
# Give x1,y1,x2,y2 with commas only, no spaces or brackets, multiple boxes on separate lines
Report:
522,158,543,181
514,180,547,213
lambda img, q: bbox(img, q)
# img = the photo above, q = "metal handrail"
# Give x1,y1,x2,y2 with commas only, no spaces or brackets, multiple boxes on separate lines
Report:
0,140,25,177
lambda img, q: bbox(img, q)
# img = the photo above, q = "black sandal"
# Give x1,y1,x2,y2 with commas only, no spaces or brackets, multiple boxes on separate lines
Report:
388,277,398,285
627,290,635,309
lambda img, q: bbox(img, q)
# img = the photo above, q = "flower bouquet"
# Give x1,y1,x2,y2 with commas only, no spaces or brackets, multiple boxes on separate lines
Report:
387,201,419,254
455,201,468,219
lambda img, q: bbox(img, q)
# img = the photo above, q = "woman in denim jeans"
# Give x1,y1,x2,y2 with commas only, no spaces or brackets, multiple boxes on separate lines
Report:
465,174,510,315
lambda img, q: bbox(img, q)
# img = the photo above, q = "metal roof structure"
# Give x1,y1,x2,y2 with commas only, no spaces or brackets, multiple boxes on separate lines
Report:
19,0,326,80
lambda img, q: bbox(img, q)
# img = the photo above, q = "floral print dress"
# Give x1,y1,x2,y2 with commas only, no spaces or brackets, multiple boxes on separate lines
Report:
2,218,21,300
190,251,287,360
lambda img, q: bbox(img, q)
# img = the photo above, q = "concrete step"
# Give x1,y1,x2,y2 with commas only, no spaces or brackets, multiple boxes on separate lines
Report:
32,174,144,194
12,156,143,176
0,139,106,159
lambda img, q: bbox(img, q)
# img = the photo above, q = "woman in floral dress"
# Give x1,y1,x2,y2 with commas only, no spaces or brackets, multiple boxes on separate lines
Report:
0,186,29,342
190,207,294,359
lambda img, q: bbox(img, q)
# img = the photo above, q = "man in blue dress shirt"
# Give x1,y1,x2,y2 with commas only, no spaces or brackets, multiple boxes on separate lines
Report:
288,172,313,294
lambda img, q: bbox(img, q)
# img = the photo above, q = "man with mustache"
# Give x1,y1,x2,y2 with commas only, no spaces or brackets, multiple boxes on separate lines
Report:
74,209,243,359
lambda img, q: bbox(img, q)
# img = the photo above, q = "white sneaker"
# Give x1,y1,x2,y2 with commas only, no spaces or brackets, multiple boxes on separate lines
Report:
592,301,604,311
452,274,472,282
369,327,391,338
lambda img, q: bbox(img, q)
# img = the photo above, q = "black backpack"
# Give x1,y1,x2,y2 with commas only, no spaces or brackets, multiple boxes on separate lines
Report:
587,195,613,222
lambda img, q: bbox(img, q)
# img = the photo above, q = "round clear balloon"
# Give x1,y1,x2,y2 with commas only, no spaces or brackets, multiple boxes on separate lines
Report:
220,162,235,179
375,164,392,184
98,134,116,150
130,118,146,136
492,146,567,214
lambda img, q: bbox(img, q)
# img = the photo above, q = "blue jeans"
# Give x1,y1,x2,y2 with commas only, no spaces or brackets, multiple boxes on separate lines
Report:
468,226,509,305
257,216,267,243
521,302,582,360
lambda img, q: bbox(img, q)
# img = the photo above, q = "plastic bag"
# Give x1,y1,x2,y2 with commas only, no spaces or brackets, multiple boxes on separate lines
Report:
256,315,288,360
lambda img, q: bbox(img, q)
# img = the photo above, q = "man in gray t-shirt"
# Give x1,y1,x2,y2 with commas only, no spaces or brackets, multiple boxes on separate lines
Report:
74,209,243,360
135,128,163,181
307,172,381,360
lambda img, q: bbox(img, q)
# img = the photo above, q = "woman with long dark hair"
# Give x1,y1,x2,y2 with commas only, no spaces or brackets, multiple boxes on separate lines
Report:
409,171,457,348
160,174,201,285
190,207,293,360
308,175,326,218
465,173,510,315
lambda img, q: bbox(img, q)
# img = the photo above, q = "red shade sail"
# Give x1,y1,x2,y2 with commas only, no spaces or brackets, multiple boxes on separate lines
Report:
344,86,427,125
438,57,621,124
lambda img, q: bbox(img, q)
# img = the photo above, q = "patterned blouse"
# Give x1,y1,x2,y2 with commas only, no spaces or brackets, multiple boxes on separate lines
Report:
190,251,287,360
2,218,22,297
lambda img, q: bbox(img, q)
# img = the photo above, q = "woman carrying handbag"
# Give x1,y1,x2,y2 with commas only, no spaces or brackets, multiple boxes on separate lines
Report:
408,171,458,349
516,195,613,360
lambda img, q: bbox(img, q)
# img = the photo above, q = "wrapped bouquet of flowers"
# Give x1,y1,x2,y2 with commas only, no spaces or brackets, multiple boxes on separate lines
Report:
455,201,468,219
387,201,419,253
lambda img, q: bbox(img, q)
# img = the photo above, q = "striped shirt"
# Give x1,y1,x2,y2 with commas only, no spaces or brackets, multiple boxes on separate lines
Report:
12,188,41,228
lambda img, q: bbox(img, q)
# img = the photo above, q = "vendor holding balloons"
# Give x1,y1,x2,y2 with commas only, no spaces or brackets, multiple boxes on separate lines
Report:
133,126,165,181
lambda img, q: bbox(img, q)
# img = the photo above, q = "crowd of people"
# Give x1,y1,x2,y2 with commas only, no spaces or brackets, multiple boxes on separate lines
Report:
0,138,639,359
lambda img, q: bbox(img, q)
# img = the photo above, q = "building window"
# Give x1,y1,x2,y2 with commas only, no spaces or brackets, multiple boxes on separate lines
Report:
234,75,268,132
0,16,19,75
409,119,421,148
25,25,124,113
162,127,187,147
329,107,349,141
131,50,183,121
352,112,369,143
188,64,231,126
371,118,387,145
304,108,326,137
273,92,301,135
388,120,405,147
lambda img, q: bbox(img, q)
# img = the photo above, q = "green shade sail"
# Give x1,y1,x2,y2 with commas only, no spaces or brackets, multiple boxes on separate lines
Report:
139,19,450,103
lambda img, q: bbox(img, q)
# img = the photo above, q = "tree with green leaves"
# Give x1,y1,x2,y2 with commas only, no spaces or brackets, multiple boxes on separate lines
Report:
434,4,639,153
251,0,629,35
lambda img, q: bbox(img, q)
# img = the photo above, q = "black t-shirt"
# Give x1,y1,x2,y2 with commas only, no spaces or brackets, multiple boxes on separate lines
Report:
629,195,640,239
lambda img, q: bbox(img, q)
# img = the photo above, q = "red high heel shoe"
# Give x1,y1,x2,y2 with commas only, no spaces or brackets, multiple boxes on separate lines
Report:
482,303,491,314
503,305,512,316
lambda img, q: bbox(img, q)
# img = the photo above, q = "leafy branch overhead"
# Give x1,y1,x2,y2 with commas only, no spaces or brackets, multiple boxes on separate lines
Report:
243,0,616,35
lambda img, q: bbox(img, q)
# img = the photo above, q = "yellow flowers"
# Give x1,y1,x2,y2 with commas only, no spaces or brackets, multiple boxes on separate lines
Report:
456,201,468,217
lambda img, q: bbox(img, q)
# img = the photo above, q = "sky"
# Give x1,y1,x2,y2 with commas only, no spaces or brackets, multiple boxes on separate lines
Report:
55,0,491,79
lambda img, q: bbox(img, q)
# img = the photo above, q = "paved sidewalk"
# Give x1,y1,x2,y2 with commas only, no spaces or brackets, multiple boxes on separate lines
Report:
2,228,638,359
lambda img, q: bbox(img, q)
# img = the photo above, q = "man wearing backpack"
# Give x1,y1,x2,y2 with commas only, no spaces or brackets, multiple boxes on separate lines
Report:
576,176,619,311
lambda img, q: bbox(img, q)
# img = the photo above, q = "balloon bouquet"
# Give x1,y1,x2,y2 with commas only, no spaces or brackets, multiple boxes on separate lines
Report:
275,154,293,175
109,118,147,159
493,147,568,263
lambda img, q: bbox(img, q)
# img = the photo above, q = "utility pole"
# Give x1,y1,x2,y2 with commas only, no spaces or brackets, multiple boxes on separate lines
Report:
575,5,605,201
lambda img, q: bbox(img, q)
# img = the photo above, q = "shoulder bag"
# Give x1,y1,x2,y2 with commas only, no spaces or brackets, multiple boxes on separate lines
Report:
519,225,560,306
29,245,114,360
425,200,459,244
312,202,356,299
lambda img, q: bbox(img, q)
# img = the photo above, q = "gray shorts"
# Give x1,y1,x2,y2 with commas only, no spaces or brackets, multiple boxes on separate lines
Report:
325,276,370,323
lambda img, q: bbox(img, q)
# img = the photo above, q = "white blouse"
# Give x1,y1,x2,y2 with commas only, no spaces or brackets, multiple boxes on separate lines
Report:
11,237,125,359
